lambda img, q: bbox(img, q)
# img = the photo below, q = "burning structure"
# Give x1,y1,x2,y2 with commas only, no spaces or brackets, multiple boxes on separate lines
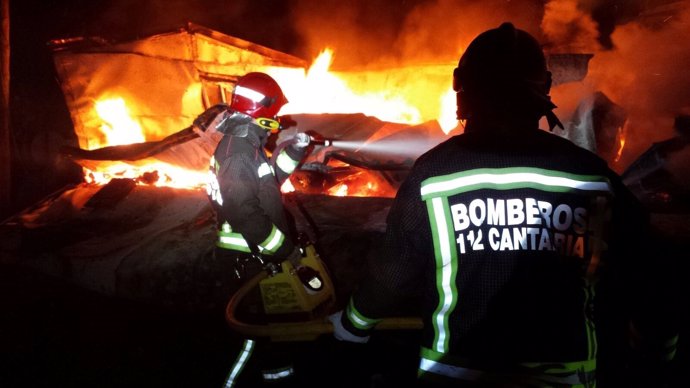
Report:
0,23,459,308
0,22,606,309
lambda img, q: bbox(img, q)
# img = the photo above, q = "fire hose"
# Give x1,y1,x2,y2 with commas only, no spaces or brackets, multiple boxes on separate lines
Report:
225,267,423,341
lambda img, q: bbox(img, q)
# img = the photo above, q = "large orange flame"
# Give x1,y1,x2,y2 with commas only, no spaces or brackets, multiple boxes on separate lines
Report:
84,97,207,188
94,98,145,147
87,48,458,194
267,48,458,131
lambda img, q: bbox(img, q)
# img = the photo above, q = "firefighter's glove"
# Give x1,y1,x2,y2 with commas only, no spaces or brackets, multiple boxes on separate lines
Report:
294,132,311,149
328,310,370,344
193,104,229,133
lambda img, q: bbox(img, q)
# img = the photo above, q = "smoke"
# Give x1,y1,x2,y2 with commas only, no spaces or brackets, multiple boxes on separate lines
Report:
290,0,545,68
61,0,690,172
666,145,690,190
541,0,601,52
538,0,690,172
288,0,412,68
392,0,544,65
579,1,690,169
78,0,299,53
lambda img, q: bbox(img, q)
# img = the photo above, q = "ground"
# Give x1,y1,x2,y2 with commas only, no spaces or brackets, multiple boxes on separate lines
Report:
0,263,421,388
1,228,687,387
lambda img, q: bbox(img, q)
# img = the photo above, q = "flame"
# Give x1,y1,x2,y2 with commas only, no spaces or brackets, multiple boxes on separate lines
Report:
325,170,395,198
85,48,459,195
268,48,458,132
85,98,207,188
438,88,460,132
84,161,207,189
614,122,628,163
329,183,349,197
94,98,145,147
614,130,626,163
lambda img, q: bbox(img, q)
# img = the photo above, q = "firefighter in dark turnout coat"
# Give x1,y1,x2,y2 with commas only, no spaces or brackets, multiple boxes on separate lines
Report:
195,72,312,386
196,72,309,276
331,23,679,387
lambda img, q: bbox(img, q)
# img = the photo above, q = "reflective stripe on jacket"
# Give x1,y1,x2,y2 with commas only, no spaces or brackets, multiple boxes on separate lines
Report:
341,129,658,386
206,125,304,261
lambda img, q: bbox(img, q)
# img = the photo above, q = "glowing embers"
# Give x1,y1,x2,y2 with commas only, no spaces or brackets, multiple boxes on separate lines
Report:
84,97,207,188
267,48,459,134
83,47,453,192
286,158,399,198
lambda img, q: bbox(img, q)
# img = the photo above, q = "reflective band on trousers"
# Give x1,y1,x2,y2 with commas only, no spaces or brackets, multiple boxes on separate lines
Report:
258,225,285,254
217,232,252,253
262,366,294,381
223,339,255,388
346,297,381,330
419,359,592,386
216,224,285,255
419,348,596,387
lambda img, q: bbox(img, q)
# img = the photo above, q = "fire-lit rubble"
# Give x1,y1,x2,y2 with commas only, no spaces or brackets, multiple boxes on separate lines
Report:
4,22,687,312
0,111,452,311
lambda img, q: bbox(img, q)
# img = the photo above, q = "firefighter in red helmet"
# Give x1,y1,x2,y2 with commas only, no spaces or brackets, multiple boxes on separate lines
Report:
193,72,311,386
196,72,309,275
331,22,679,387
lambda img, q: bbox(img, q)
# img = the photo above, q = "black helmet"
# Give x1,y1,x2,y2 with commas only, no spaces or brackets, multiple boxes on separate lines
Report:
453,22,562,130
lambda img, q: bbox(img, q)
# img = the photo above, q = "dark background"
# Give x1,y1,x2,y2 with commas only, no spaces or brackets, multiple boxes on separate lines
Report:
2,1,687,387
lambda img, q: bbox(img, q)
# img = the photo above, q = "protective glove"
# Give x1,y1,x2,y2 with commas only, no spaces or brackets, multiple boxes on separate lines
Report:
328,310,370,344
293,132,311,149
193,104,229,132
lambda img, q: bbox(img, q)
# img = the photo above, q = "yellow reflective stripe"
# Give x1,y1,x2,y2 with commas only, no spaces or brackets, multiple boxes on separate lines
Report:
520,359,596,374
258,162,273,177
425,196,459,353
259,225,285,254
419,347,596,386
216,224,286,254
276,151,299,174
224,339,255,388
421,167,613,200
261,366,294,381
346,298,382,330
217,236,251,252
418,358,484,381
217,230,252,252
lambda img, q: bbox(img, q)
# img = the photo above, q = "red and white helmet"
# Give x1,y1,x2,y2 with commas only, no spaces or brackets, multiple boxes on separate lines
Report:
230,72,288,119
